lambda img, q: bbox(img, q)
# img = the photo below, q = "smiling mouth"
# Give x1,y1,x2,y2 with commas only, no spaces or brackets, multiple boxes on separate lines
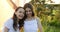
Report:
19,15,23,18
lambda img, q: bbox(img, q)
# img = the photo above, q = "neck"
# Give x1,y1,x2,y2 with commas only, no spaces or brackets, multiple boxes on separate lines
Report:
26,16,34,20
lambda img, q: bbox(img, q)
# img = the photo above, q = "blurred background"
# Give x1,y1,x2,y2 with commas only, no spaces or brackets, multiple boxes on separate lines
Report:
0,0,60,32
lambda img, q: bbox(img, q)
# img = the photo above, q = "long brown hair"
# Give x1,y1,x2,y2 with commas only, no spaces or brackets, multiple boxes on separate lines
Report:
13,7,26,31
24,3,35,17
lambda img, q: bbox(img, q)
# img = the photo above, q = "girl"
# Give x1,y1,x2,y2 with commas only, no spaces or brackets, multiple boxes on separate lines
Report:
3,7,26,32
23,3,43,32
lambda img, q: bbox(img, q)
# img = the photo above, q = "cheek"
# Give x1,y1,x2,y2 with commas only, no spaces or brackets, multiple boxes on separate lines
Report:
15,12,20,17
22,14,24,17
16,14,19,18
16,13,19,16
19,13,24,17
30,12,32,14
15,12,18,16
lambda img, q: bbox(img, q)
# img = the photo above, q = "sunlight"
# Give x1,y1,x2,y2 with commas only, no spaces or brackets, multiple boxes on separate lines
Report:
19,0,31,7
0,0,14,31
12,0,31,7
45,0,60,4
0,0,31,32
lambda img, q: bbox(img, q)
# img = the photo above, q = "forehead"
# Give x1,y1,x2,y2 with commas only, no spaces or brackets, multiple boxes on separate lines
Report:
25,8,31,10
17,8,25,12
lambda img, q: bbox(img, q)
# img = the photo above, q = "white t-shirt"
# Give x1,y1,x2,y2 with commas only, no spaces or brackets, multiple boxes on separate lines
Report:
24,18,38,32
3,18,19,32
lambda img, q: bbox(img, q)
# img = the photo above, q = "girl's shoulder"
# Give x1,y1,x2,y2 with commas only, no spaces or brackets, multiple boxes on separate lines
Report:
5,18,13,24
34,16,40,20
4,18,13,29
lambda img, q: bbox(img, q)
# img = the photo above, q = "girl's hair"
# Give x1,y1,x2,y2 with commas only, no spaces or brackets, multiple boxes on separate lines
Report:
24,3,35,17
13,7,26,31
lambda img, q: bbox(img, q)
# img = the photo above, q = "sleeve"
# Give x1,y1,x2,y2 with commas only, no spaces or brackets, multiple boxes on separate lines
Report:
2,20,10,32
4,19,12,29
2,18,13,32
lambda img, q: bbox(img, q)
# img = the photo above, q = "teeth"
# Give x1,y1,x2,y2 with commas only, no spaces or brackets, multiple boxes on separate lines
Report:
19,15,23,17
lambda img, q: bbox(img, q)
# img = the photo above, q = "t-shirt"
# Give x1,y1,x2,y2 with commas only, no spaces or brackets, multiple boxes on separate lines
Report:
3,18,19,32
24,18,38,32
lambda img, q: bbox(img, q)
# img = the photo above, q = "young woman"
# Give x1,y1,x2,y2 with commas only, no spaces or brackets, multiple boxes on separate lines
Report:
23,3,43,32
3,7,26,32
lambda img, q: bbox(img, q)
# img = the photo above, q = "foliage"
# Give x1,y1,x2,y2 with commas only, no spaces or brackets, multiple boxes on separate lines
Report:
30,0,60,32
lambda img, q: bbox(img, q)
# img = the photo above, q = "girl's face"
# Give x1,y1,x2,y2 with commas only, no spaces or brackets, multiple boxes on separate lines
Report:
25,8,32,17
15,8,25,19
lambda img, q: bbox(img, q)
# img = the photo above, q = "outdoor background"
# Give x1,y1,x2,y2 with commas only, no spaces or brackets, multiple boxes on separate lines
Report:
0,0,60,32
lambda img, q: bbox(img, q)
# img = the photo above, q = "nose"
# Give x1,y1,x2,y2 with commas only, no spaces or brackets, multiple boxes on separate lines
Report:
20,13,24,16
27,11,30,14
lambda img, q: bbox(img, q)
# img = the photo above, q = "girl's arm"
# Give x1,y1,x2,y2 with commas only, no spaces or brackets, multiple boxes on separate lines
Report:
4,27,9,32
36,17,43,32
7,0,18,10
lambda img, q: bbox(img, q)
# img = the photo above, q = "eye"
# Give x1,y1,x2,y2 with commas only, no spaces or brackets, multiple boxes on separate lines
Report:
19,11,22,13
26,10,31,12
19,11,24,13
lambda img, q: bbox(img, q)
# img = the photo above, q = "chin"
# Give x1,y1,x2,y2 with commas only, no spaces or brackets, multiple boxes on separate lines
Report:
19,18,23,19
